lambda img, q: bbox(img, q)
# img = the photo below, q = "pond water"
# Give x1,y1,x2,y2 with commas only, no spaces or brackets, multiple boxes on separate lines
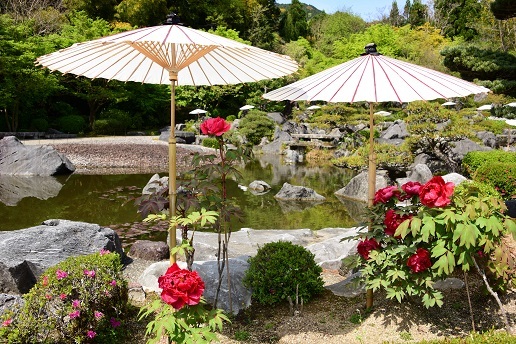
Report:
0,154,364,247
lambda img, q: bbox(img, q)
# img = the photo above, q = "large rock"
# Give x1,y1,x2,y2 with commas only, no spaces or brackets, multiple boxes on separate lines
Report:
128,240,169,261
0,219,124,294
138,258,252,315
396,163,433,186
139,227,362,314
274,182,325,201
0,136,75,175
446,138,491,165
0,175,63,206
248,180,271,195
380,120,409,140
335,170,390,202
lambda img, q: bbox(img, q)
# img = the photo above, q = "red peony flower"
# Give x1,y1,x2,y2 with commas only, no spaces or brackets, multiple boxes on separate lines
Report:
384,209,412,236
419,176,454,208
374,186,400,204
158,263,205,310
200,117,231,136
400,181,422,200
407,248,432,273
357,238,381,260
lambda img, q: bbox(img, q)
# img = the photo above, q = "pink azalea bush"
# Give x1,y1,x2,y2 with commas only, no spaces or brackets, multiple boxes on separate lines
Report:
0,250,128,343
353,176,516,308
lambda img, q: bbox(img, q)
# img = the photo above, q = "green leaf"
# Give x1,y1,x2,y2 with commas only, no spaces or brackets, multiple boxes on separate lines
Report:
395,218,410,238
505,218,516,239
431,240,447,258
459,224,479,249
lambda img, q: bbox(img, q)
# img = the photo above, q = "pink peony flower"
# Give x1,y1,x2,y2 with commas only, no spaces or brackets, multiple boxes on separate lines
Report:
56,269,68,280
407,248,432,273
374,186,400,204
357,238,381,260
69,310,80,319
200,117,231,136
158,263,205,310
419,176,454,208
400,181,423,200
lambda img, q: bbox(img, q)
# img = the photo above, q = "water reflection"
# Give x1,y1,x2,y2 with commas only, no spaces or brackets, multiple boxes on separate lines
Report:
0,175,64,206
0,154,363,244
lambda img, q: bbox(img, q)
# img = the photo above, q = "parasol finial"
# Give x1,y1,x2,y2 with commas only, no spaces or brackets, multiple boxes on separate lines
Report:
362,43,381,56
164,13,182,25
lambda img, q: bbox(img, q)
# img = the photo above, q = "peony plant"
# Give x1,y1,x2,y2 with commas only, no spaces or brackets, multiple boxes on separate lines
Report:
351,176,516,312
138,263,229,344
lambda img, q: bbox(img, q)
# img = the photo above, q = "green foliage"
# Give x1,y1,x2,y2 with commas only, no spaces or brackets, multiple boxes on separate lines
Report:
94,109,133,135
202,137,221,149
237,112,275,146
474,162,516,199
462,150,516,177
434,0,481,40
0,251,128,343
57,115,87,134
243,241,324,305
138,298,229,344
30,118,49,131
115,0,168,27
332,142,412,170
278,0,308,42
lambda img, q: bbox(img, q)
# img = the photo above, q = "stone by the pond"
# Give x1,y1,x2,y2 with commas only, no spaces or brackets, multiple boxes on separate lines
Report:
140,227,363,313
0,136,75,176
128,240,169,261
274,182,325,201
0,219,124,294
335,170,390,202
248,180,271,194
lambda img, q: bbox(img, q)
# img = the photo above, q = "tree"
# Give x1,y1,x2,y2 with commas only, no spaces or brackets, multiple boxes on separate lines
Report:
309,11,366,57
279,0,308,42
389,1,403,26
491,0,516,20
408,0,428,27
434,0,481,40
115,0,168,27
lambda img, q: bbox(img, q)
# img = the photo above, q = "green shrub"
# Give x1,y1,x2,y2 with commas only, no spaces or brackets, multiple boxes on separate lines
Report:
31,118,49,132
0,251,128,343
453,180,501,200
202,137,220,149
473,162,516,199
243,241,324,305
94,109,132,135
226,115,236,122
57,115,87,134
462,150,516,177
237,112,275,146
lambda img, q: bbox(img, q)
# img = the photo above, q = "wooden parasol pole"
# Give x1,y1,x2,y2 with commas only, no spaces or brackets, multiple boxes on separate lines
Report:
366,102,376,309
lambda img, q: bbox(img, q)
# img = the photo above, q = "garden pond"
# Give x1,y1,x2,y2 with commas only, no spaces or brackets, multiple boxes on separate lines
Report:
0,154,365,248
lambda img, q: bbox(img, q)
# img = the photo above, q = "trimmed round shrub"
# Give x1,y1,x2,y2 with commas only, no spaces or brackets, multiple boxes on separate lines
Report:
202,137,220,149
453,180,501,200
462,150,516,178
0,251,128,343
57,115,87,134
243,241,324,305
237,112,275,146
474,162,516,199
31,118,49,132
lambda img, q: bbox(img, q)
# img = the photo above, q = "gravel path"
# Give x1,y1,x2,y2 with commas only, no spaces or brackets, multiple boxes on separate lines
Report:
22,136,216,175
